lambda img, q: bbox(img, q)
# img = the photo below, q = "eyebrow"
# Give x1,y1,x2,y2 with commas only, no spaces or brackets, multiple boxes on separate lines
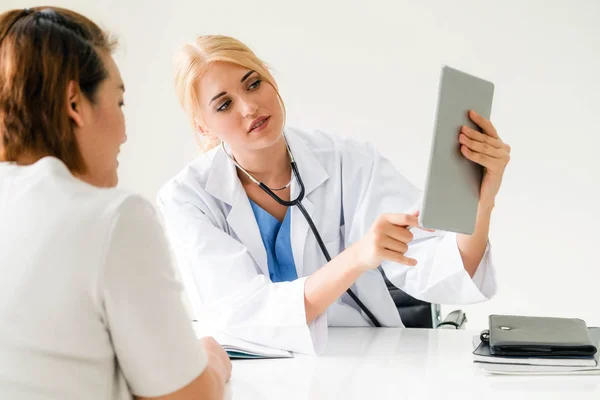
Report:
240,70,255,83
118,84,125,93
209,70,257,105
209,91,226,105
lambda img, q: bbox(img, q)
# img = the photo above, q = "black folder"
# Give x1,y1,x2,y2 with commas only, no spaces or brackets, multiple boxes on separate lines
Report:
480,315,598,357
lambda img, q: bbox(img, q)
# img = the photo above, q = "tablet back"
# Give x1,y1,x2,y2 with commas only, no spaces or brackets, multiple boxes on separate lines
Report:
419,66,494,234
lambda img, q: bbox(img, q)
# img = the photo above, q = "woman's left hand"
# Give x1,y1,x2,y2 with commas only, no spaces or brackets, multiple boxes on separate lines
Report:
459,110,511,208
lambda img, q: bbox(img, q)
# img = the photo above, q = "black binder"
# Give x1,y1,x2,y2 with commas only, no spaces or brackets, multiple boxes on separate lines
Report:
480,315,598,357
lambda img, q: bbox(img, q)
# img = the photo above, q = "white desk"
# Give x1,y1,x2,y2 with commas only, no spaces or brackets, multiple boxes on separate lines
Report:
225,328,599,400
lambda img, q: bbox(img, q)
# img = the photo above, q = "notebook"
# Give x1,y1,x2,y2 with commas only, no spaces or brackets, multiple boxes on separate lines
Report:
472,327,600,375
484,314,597,357
193,322,294,360
212,333,294,360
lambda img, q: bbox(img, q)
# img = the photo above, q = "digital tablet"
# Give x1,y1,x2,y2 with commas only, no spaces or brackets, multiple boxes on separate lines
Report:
419,65,495,234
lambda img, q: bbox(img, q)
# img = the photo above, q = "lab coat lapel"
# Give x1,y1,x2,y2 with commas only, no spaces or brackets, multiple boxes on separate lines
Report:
204,147,269,277
290,183,313,279
286,131,329,278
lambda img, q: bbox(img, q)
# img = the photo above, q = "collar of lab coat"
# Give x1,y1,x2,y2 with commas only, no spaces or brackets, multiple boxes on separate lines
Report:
203,129,329,277
204,129,329,206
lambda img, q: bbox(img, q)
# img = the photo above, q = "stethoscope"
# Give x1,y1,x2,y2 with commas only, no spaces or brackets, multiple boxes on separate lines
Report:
222,134,382,327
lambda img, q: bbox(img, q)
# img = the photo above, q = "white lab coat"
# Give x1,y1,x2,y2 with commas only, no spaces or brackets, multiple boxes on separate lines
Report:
157,127,496,355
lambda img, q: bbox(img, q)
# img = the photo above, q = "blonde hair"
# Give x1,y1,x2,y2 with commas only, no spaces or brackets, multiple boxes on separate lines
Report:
174,35,285,151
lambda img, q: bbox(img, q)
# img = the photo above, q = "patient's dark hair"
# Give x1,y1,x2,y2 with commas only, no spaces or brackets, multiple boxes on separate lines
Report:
0,7,117,173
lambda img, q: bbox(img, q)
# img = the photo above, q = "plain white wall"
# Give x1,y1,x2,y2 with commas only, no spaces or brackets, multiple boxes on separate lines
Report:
5,0,599,329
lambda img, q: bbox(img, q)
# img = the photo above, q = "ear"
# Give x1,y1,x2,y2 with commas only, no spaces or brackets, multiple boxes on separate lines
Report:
193,117,208,136
66,80,85,129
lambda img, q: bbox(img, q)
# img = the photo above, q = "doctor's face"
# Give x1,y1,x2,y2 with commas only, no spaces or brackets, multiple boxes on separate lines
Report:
195,62,284,152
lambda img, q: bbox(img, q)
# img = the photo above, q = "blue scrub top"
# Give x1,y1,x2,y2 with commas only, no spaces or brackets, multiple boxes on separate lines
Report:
249,200,298,282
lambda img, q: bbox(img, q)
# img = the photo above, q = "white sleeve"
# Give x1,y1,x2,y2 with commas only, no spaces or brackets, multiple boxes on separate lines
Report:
157,183,324,355
100,196,208,398
341,141,497,305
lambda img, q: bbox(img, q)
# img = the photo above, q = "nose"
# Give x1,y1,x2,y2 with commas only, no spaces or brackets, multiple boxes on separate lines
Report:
240,99,258,118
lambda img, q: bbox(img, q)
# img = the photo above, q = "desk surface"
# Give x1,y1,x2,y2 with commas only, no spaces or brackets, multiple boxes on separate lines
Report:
225,328,600,400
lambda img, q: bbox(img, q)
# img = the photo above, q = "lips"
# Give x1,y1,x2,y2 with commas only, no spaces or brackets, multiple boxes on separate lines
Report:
248,116,270,133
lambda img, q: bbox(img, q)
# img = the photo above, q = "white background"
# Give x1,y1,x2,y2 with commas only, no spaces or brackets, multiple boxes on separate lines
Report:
6,0,600,329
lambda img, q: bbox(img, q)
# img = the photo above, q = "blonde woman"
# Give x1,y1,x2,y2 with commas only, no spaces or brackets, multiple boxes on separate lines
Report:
158,35,511,355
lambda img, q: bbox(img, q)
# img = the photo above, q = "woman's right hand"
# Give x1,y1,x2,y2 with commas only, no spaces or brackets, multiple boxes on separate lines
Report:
303,211,431,324
351,212,424,272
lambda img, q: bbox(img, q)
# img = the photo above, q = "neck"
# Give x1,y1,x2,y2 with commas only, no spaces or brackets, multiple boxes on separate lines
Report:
13,152,48,166
230,135,291,188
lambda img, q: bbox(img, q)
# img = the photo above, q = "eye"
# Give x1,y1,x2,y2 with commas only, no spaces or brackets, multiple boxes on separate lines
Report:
217,99,231,112
248,79,262,90
119,101,125,108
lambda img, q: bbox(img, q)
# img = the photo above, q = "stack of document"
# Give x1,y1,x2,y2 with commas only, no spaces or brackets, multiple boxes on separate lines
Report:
472,327,600,375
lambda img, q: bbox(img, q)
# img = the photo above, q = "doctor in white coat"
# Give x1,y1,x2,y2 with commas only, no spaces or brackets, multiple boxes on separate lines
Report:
158,35,511,355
